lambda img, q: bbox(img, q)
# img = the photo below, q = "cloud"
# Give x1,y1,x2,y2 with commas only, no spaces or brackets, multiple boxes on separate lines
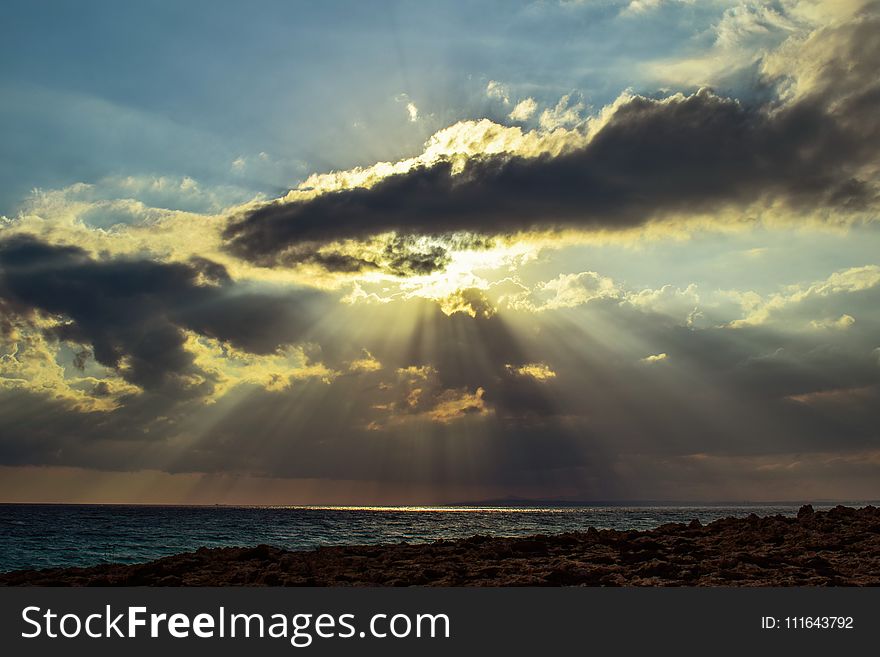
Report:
0,235,323,395
810,314,856,330
486,80,510,104
538,93,587,130
439,287,496,318
188,336,334,395
646,1,868,91
262,233,459,278
223,8,880,267
426,386,490,423
643,0,804,86
712,2,803,51
619,0,693,17
505,362,557,380
640,352,669,364
1,317,139,412
505,271,619,311
283,118,587,205
508,97,538,122
626,284,703,326
347,349,383,373
366,364,492,429
620,0,665,15
393,93,420,123
27,175,260,219
731,265,880,327
2,262,879,498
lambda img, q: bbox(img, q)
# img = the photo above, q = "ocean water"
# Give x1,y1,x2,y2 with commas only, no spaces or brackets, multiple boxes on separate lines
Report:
0,503,843,573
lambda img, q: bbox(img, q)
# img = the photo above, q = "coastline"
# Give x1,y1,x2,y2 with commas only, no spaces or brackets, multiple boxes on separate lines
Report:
2,504,878,586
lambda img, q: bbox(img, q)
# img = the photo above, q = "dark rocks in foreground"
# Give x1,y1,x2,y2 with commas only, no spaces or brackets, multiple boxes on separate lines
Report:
2,505,879,586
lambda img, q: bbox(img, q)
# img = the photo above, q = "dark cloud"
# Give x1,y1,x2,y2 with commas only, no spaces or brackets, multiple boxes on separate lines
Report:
232,234,474,276
382,236,451,276
1,288,879,500
279,246,379,274
0,235,321,392
223,11,880,269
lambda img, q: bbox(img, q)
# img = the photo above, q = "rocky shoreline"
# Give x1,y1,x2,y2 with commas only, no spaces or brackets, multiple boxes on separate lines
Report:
2,505,879,586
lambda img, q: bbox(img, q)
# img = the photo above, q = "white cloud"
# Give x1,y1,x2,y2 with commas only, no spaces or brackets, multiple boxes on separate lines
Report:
284,116,594,204
509,97,538,121
506,271,620,311
539,94,586,131
713,2,802,50
643,0,862,88
486,80,510,104
626,284,702,326
620,0,694,18
393,92,420,122
621,0,664,16
730,265,880,328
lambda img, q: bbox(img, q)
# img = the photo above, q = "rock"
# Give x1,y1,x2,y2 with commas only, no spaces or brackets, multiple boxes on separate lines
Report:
797,504,815,519
511,539,548,554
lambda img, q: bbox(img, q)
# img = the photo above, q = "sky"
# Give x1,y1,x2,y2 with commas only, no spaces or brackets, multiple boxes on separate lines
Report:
1,0,879,504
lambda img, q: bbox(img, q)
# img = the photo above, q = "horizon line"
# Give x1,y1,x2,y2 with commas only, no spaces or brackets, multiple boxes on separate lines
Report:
2,499,878,509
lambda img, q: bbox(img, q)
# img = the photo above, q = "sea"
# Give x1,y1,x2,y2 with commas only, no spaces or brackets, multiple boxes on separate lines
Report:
0,503,856,573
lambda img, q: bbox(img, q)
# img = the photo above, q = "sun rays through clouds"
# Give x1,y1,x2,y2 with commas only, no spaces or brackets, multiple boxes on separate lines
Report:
2,0,880,503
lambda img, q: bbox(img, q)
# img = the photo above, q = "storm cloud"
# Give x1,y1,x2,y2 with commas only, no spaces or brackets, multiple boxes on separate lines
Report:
0,235,321,392
223,9,880,268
